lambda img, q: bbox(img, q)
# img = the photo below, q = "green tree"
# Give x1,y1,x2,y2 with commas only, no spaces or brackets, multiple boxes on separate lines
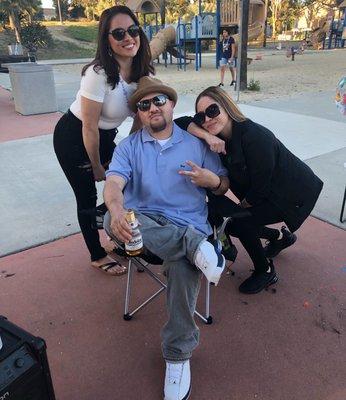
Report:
0,0,40,42
71,0,97,20
21,21,53,52
301,0,336,29
52,0,69,21
71,0,116,20
165,0,190,22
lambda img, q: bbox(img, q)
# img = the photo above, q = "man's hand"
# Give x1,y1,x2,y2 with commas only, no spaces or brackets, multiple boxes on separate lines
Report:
179,160,220,189
204,134,226,154
110,206,133,243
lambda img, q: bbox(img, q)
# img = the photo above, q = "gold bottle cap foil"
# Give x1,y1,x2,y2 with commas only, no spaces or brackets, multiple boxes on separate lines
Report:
125,209,136,223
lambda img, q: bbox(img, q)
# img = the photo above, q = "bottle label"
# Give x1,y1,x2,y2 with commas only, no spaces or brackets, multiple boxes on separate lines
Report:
125,219,143,252
125,235,143,252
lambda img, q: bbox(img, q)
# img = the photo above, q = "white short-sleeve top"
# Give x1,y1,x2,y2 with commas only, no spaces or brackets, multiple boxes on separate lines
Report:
70,65,137,130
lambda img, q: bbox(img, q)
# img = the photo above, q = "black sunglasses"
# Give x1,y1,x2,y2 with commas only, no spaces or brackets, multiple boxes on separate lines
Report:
108,25,140,41
193,103,221,126
136,95,169,112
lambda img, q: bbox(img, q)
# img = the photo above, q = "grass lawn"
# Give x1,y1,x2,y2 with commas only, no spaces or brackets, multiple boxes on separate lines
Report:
36,39,95,59
64,25,98,43
0,30,95,60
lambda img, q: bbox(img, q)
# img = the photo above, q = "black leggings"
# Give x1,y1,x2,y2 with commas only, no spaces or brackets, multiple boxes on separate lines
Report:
208,194,283,272
53,110,117,261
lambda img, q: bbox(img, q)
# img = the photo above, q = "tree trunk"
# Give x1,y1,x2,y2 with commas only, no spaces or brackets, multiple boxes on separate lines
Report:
272,15,277,38
9,10,21,43
240,0,250,91
160,0,166,26
263,0,269,47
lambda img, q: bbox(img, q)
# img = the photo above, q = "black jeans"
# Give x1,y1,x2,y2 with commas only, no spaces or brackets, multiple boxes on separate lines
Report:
208,194,283,272
53,110,117,261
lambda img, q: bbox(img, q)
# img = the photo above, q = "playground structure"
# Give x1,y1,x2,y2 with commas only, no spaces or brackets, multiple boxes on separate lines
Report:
128,0,266,70
309,5,346,50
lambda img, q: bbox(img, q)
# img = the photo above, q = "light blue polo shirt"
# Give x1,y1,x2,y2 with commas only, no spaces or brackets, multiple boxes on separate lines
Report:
106,123,227,235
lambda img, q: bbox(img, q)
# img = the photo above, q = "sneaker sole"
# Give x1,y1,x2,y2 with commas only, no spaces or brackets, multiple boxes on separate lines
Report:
164,383,191,400
265,234,297,258
209,254,226,286
199,240,226,285
239,273,278,294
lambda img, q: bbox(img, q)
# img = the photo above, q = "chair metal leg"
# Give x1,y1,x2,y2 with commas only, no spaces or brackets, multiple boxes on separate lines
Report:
340,186,346,223
123,258,166,321
123,258,213,324
194,278,213,324
123,259,134,320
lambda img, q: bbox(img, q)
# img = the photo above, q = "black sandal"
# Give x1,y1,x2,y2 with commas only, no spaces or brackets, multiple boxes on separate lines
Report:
91,260,127,276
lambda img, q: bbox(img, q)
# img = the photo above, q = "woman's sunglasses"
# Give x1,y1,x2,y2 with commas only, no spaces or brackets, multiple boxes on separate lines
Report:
193,103,221,126
108,25,140,41
136,95,169,112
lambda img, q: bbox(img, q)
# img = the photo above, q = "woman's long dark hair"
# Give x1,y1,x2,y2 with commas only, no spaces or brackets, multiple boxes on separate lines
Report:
82,5,154,89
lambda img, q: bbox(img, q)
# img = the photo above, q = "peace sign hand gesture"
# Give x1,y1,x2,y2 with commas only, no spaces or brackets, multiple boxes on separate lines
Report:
178,160,221,189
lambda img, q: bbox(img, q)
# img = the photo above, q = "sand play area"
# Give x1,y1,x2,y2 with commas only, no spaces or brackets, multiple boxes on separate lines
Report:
52,47,346,103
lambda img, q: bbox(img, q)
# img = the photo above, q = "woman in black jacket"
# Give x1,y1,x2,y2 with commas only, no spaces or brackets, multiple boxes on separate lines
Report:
176,86,323,294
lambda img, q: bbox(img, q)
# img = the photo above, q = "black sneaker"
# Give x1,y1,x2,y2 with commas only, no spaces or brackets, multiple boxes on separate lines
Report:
230,80,236,86
239,260,278,294
218,82,224,87
264,226,297,258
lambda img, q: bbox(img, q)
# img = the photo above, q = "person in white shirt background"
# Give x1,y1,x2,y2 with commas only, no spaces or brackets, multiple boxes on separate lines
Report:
53,5,154,275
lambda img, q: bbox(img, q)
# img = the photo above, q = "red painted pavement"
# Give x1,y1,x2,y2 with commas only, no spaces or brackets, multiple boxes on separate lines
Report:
0,86,62,143
0,218,345,400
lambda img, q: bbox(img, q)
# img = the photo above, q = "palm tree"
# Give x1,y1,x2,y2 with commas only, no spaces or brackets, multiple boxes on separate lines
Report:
0,0,40,42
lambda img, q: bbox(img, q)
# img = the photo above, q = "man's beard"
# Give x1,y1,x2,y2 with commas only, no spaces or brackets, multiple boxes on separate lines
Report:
149,116,167,132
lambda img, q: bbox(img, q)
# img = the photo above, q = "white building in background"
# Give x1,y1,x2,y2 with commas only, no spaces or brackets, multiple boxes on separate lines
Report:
42,8,56,20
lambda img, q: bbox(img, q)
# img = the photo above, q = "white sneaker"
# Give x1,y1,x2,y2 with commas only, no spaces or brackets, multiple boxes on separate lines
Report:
194,239,225,285
164,360,191,400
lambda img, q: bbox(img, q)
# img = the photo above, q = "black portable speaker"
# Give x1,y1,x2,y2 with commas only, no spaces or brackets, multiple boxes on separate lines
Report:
0,316,55,400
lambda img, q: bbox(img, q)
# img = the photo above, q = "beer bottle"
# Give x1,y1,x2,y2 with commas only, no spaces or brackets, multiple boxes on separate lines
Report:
125,209,143,256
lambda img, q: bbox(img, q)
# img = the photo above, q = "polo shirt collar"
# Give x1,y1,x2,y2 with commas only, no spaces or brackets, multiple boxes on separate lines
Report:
141,122,184,145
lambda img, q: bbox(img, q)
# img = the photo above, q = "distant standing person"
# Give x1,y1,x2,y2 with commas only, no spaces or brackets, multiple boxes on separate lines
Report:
218,29,236,87
53,6,154,276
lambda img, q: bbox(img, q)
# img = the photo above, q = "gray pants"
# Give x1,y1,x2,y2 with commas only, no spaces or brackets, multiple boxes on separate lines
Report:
104,211,205,361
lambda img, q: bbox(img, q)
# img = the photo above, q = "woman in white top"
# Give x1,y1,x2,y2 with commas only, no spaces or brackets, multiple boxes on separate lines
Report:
53,6,154,275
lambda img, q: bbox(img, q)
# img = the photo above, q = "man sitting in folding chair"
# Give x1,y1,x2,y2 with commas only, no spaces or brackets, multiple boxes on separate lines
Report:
103,77,229,400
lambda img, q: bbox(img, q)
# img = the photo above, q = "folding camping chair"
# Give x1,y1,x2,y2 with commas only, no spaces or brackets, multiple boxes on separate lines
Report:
108,217,236,325
109,222,231,326
122,251,213,324
111,242,213,325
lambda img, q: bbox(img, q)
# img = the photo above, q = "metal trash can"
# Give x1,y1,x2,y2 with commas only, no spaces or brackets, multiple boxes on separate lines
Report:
7,63,58,115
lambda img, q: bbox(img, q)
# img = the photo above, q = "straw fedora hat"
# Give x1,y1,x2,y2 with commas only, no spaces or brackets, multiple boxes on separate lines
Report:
129,76,177,112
